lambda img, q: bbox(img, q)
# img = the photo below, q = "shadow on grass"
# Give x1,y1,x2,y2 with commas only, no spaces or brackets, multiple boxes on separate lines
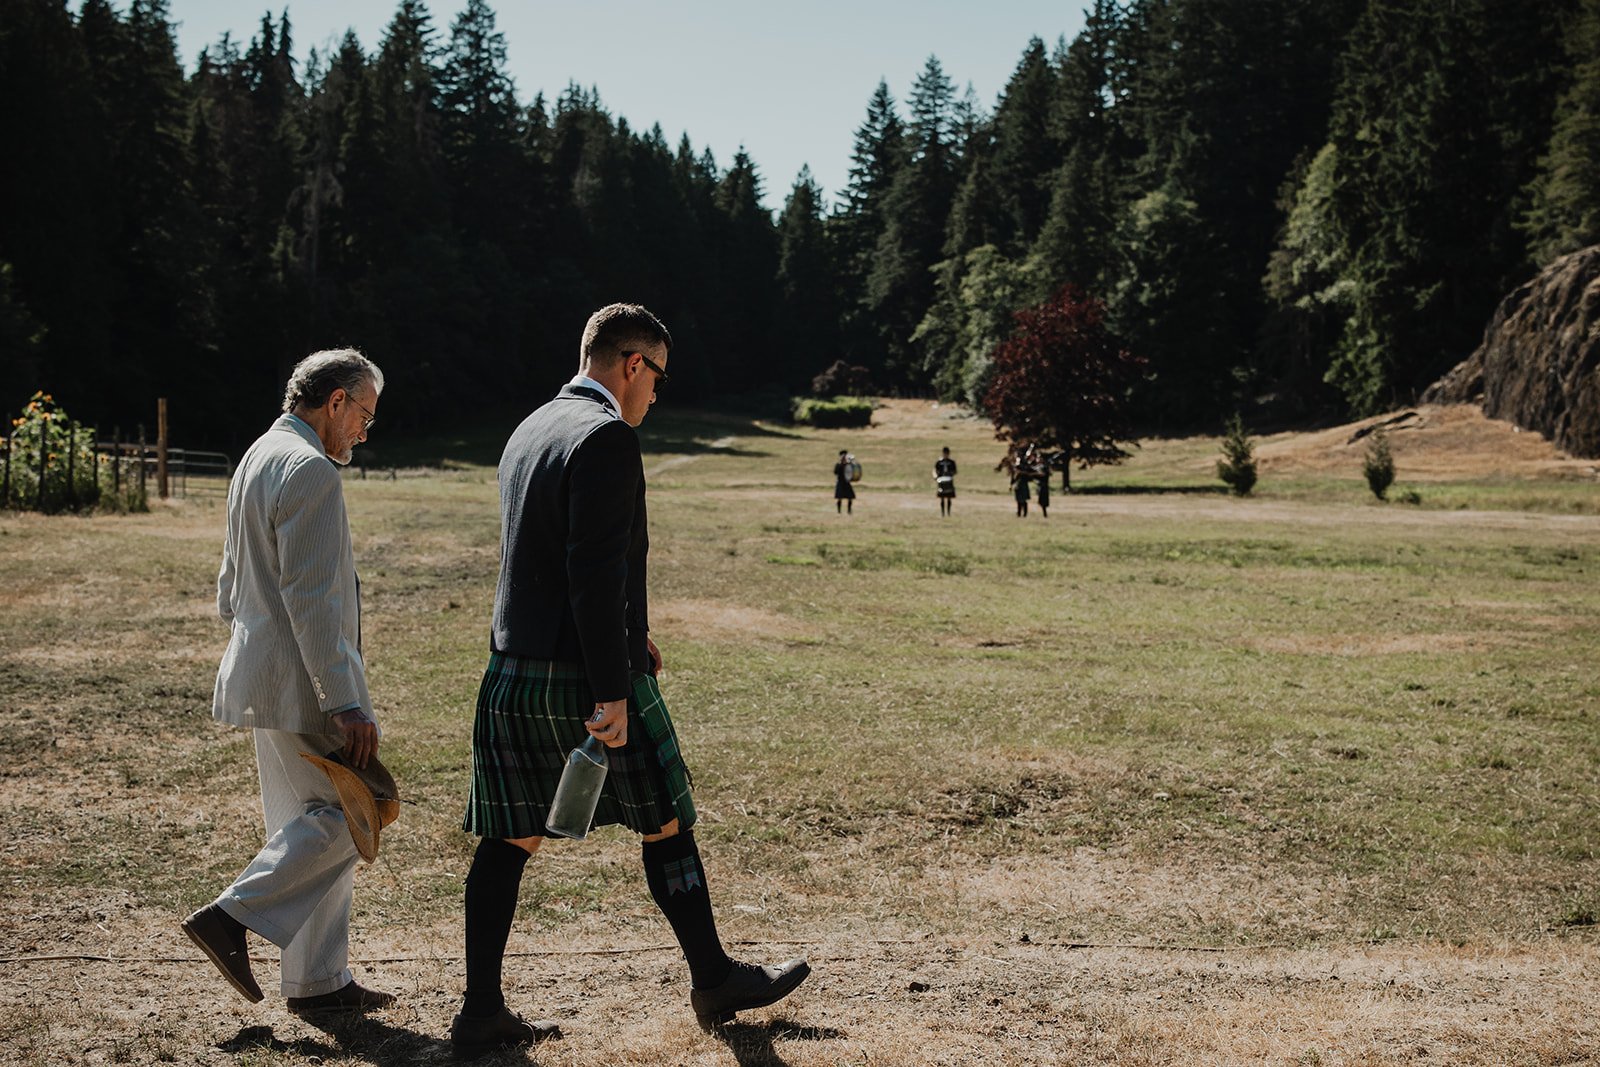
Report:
221,1017,457,1066
358,407,803,470
716,1017,845,1067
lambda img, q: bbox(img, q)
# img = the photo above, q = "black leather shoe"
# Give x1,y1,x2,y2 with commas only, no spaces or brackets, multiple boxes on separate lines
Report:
690,958,811,1031
450,1007,562,1060
180,904,263,1004
287,980,396,1016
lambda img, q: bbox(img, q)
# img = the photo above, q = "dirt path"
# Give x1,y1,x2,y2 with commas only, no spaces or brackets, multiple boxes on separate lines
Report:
4,927,1596,1065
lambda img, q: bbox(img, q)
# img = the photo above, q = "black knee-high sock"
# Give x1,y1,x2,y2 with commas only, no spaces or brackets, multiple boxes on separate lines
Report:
642,830,732,989
462,837,530,1017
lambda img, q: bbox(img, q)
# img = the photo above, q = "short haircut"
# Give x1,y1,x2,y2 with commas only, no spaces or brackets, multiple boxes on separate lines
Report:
282,348,385,414
579,303,672,372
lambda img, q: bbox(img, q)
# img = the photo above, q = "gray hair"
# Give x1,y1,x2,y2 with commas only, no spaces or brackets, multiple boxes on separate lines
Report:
282,348,385,414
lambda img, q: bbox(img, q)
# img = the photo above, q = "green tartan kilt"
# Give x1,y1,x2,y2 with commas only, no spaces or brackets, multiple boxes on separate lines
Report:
463,654,697,839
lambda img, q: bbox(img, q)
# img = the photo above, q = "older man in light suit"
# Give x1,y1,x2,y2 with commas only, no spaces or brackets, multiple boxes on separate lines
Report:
180,349,394,1016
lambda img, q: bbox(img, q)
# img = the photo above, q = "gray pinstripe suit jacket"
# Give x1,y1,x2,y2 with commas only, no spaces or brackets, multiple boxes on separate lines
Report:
211,414,372,734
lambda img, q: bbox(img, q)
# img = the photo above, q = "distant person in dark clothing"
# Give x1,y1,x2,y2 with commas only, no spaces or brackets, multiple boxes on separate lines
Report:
834,450,856,514
934,448,957,516
1013,470,1030,517
1036,468,1050,517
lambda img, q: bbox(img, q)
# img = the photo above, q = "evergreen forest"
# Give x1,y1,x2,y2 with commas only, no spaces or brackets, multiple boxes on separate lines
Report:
3,0,1598,453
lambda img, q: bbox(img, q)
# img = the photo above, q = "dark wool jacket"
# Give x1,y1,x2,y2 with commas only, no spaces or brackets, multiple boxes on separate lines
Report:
491,385,650,701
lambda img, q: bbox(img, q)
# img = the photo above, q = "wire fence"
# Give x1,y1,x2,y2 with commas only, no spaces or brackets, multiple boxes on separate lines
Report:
0,427,232,513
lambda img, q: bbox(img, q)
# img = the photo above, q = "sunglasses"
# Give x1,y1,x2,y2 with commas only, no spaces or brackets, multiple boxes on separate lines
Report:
633,351,670,387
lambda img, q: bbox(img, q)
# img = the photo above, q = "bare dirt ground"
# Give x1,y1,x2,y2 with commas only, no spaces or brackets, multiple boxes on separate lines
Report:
4,920,1598,1066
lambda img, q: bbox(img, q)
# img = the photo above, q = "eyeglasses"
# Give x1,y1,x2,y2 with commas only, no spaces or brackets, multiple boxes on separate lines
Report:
346,392,377,431
633,351,670,388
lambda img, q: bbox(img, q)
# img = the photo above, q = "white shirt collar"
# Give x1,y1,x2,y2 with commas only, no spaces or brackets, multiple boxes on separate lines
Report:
569,374,620,416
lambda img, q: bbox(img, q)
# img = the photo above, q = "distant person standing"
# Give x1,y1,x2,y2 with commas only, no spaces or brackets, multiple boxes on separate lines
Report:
934,447,957,516
1035,465,1050,518
834,450,856,514
1013,469,1030,517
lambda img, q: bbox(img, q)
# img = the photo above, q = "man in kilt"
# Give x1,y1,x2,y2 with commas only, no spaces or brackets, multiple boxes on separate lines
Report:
451,304,810,1057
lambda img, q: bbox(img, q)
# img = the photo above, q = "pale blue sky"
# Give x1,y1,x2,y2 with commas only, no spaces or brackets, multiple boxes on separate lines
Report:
168,1,1088,211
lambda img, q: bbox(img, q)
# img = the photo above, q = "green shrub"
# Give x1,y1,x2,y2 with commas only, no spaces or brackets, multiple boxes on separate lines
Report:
791,396,873,428
1363,427,1395,501
1216,413,1258,496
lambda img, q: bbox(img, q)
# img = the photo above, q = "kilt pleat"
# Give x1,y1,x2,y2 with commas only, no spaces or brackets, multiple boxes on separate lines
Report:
463,654,696,839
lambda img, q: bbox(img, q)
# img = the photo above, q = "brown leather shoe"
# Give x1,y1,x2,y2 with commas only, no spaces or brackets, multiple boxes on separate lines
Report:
690,958,811,1031
449,1006,561,1060
286,980,396,1016
180,903,263,1004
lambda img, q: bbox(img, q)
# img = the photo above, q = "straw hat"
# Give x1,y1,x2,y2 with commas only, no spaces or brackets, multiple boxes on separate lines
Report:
299,750,400,862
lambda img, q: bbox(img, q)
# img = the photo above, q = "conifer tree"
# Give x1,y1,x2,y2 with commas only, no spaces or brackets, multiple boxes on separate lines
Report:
0,262,46,410
1216,413,1257,496
712,148,780,392
1258,143,1349,415
1521,0,1600,265
868,56,960,386
1323,0,1571,413
437,0,533,393
777,167,842,389
830,80,905,377
1033,1,1121,298
0,0,118,414
288,32,366,354
440,0,524,238
987,37,1058,253
101,0,214,436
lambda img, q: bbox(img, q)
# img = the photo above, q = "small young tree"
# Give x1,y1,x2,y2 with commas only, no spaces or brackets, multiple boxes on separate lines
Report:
1363,426,1395,500
982,284,1146,491
1216,414,1258,496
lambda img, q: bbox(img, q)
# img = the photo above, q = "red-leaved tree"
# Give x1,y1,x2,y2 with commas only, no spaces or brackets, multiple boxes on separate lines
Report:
982,285,1147,490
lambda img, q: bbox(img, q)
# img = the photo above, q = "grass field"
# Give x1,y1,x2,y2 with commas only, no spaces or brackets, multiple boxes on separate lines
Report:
1,400,1598,1066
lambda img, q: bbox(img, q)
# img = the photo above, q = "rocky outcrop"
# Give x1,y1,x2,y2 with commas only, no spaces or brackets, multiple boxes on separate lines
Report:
1423,245,1600,457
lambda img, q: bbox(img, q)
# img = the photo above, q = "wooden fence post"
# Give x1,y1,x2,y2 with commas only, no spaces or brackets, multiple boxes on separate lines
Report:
66,422,77,508
36,413,49,511
157,398,169,500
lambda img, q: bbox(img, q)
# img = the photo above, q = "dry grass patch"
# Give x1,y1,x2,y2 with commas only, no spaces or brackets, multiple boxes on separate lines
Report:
1254,405,1597,481
3,404,1600,1064
653,599,819,645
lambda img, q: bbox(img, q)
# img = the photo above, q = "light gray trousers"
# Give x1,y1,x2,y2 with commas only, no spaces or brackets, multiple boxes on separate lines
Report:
216,728,358,998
